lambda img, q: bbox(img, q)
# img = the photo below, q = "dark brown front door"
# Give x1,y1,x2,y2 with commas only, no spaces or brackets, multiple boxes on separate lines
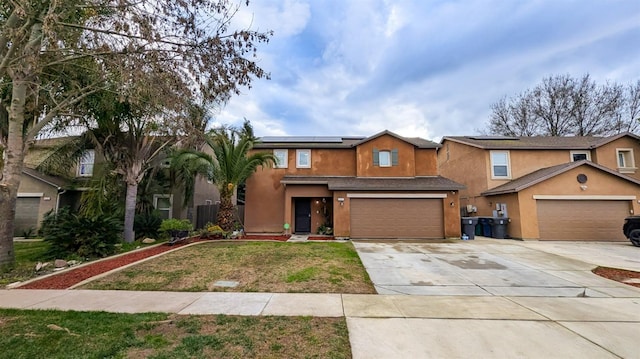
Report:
295,198,311,233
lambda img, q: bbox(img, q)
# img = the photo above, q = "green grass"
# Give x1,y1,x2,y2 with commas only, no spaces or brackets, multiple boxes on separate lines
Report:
0,240,164,288
0,309,351,359
83,241,375,294
0,241,50,287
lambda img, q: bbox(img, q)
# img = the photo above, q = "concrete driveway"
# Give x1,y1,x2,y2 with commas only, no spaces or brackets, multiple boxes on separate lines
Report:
348,238,640,358
352,237,640,297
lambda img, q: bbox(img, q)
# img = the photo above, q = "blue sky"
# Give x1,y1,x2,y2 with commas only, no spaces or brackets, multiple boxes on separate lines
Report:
215,0,640,141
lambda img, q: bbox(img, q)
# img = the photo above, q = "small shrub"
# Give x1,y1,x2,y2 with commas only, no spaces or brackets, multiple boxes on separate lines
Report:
134,211,162,239
159,219,193,233
40,207,123,259
198,223,228,239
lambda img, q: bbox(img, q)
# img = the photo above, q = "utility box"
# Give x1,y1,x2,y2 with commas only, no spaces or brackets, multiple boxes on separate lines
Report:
461,217,479,240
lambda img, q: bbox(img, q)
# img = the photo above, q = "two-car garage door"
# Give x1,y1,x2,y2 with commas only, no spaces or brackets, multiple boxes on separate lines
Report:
536,200,628,241
350,198,444,239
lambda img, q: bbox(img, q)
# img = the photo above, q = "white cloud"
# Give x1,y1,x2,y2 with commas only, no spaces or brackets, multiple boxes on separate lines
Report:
220,0,640,140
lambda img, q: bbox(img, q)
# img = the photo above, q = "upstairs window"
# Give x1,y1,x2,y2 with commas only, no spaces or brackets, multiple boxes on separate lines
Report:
373,148,398,167
617,149,635,173
273,149,288,168
570,151,590,162
490,151,510,179
296,149,311,168
78,150,95,177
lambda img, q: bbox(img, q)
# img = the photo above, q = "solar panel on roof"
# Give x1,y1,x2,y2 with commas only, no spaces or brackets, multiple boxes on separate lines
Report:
468,136,520,140
260,136,343,143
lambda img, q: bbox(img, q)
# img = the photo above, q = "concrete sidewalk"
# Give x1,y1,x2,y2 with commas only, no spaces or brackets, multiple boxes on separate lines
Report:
1,289,639,358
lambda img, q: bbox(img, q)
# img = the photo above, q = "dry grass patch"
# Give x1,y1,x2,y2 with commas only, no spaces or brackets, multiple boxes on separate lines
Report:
0,309,350,359
81,241,375,293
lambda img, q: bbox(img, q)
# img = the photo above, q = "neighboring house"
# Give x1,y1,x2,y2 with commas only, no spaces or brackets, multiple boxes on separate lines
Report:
14,138,220,236
244,130,464,239
438,133,640,241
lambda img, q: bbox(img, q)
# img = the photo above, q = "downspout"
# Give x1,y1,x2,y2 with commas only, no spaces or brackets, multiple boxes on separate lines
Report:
55,188,66,214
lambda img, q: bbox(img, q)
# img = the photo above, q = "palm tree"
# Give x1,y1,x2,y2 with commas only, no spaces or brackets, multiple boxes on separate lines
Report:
172,121,275,232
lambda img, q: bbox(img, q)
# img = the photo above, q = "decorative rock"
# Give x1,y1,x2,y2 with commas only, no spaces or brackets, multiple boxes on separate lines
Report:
35,262,43,271
54,259,67,268
142,237,156,244
67,260,80,266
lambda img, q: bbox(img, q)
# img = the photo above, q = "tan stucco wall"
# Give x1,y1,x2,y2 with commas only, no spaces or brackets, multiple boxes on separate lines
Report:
284,185,332,233
356,135,417,177
438,141,488,211
498,165,640,239
594,136,640,180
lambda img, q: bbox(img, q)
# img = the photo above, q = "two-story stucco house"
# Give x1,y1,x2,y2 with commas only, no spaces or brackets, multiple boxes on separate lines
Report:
14,137,220,236
244,130,465,239
438,133,640,241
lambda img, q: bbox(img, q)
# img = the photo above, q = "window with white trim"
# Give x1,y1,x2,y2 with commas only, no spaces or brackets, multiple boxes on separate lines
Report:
570,151,590,162
77,150,95,177
616,148,636,173
153,194,173,220
378,150,391,167
274,149,288,168
296,149,311,168
373,148,398,167
490,151,511,179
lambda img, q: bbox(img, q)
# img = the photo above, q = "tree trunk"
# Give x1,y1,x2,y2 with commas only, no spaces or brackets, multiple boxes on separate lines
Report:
123,182,138,243
217,195,235,232
0,79,28,266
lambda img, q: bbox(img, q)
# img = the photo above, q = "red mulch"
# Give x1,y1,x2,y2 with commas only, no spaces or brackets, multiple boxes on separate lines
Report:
18,240,197,290
308,236,335,241
240,235,290,241
593,266,640,288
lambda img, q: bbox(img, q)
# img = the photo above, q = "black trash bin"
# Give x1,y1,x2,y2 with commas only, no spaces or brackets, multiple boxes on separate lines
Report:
490,218,509,239
479,217,492,237
461,217,479,239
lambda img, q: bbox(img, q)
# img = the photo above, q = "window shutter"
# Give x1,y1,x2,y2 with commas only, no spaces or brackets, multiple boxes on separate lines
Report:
373,148,379,166
391,149,398,166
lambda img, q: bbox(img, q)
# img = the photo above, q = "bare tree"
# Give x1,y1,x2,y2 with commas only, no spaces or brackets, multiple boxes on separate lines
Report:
0,1,271,265
487,74,637,137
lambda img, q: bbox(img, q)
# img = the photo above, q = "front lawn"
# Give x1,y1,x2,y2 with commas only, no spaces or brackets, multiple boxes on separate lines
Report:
81,241,376,293
0,309,350,359
0,241,50,287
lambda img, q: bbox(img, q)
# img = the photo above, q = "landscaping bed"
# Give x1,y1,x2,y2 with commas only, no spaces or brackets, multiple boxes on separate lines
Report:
17,240,198,290
593,266,640,288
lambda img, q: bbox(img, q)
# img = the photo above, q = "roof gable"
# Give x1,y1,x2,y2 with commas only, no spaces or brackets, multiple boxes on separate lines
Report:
481,160,640,196
354,130,440,149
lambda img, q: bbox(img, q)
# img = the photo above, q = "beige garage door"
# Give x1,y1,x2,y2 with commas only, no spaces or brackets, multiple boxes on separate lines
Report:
537,200,628,241
350,198,443,239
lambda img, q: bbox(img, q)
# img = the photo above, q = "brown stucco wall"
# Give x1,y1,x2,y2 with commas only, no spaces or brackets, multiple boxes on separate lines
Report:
415,148,439,176
356,135,416,177
244,167,286,233
332,191,350,238
443,191,461,238
502,165,640,239
284,185,332,233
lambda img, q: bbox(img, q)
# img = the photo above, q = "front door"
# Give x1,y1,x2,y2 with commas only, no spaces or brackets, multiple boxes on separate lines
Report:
294,198,312,233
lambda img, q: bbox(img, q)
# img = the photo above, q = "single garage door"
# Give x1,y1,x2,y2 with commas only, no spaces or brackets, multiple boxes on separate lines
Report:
14,197,41,236
537,200,628,241
350,198,443,239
